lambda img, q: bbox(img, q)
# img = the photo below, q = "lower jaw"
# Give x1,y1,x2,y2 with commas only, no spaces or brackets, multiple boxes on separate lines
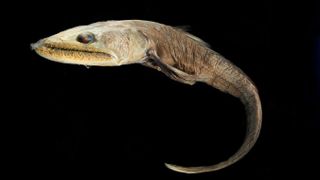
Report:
35,47,115,66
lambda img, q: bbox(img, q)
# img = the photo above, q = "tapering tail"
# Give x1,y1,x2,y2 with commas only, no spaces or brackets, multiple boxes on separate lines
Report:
165,57,262,174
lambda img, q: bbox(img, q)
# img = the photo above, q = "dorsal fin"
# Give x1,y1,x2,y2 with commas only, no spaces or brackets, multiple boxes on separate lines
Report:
174,26,211,48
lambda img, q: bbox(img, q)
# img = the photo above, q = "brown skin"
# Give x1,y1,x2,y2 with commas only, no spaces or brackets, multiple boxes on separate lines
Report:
32,20,262,174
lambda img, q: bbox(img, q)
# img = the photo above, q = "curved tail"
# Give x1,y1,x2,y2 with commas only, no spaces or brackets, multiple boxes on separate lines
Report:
165,57,262,174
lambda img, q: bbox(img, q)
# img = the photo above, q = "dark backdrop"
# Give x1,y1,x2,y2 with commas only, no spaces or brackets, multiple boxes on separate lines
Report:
4,0,319,179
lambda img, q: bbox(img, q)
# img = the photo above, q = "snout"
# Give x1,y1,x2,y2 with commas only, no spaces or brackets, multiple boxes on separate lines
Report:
31,39,47,51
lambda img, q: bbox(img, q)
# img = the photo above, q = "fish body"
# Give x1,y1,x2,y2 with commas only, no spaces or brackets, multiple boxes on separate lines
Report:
32,20,262,174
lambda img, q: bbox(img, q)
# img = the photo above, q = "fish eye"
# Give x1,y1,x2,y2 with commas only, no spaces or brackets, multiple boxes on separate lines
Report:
76,32,95,44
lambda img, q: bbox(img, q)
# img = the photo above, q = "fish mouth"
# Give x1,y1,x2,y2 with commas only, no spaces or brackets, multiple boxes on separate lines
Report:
31,40,114,65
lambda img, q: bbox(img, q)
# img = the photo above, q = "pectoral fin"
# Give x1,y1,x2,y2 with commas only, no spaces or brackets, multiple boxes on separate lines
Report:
143,50,196,85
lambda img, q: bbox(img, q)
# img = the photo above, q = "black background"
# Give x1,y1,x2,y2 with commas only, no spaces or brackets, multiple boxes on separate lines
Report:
3,0,319,179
